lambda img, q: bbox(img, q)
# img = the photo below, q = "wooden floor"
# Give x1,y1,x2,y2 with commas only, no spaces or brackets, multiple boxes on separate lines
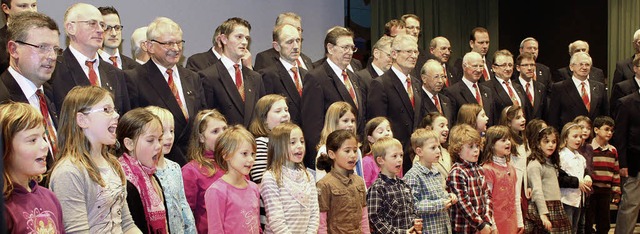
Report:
608,224,640,233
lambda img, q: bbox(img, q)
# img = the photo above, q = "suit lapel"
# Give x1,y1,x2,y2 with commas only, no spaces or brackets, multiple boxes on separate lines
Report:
97,61,116,93
589,80,601,115
177,67,197,118
1,72,29,102
145,63,188,123
460,84,478,104
63,49,91,87
217,62,245,115
276,63,301,108
438,93,453,119
242,66,257,121
563,80,588,113
412,77,422,127
326,64,356,107
389,71,414,116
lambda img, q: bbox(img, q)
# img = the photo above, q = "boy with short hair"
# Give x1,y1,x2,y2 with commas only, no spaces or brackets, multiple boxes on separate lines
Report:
405,128,457,234
366,137,417,233
585,116,620,234
446,124,495,234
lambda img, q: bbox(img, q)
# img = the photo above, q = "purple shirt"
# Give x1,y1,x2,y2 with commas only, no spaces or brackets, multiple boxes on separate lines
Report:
5,181,65,234
205,178,260,234
181,160,225,234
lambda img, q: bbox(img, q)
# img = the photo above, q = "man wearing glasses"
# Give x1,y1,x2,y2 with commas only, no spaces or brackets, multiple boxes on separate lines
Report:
1,0,38,73
47,3,130,116
97,6,138,70
356,35,393,88
515,37,552,90
125,17,205,166
554,40,606,84
0,11,60,167
515,52,547,120
485,49,527,123
401,14,428,82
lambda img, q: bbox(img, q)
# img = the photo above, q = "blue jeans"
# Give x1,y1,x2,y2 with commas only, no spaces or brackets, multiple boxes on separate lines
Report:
564,203,582,234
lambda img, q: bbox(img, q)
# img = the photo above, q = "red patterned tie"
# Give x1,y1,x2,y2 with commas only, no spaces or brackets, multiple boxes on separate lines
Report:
85,60,99,86
503,81,519,106
341,70,358,108
291,67,302,96
234,64,245,101
482,61,490,81
473,83,483,107
36,90,57,156
581,82,590,111
434,95,443,114
406,77,414,108
109,56,119,68
525,82,534,106
167,69,189,120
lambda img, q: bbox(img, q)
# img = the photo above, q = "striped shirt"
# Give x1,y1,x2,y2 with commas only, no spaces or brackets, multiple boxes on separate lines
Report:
591,139,621,193
250,137,269,183
404,162,452,234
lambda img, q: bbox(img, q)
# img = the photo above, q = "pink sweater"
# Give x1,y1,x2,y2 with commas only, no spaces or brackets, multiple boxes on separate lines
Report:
362,154,380,188
205,178,261,234
483,161,518,234
181,153,225,234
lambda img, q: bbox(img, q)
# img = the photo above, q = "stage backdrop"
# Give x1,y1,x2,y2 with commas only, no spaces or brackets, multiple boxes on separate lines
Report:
39,0,345,66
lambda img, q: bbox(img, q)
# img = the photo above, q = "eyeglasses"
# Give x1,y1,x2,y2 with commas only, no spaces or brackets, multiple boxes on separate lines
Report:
15,40,63,56
494,63,514,68
517,63,536,68
71,20,107,31
336,44,357,53
105,25,123,31
150,39,185,49
396,49,419,55
465,63,484,69
82,106,118,115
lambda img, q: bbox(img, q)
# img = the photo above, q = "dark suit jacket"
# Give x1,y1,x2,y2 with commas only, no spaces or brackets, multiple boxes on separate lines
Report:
546,79,609,129
553,66,606,84
367,69,424,173
513,79,547,121
199,59,265,127
452,55,492,85
312,57,363,72
421,89,455,129
354,64,380,94
300,61,366,168
253,47,314,72
125,61,206,166
261,60,307,125
613,91,640,176
613,55,636,85
445,78,496,126
610,78,639,117
0,25,8,74
485,78,530,122
512,63,552,92
47,48,131,116
185,48,219,72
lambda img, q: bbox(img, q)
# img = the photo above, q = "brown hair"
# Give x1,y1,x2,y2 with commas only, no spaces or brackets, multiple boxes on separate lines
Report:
499,105,526,145
481,125,512,164
318,102,357,149
115,108,162,156
186,109,227,177
7,11,59,42
266,123,309,187
214,125,256,172
448,124,481,162
324,26,353,54
362,117,390,155
456,103,484,129
249,94,287,137
316,130,357,173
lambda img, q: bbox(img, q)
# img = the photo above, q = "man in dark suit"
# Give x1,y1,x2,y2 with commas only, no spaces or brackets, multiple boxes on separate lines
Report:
446,51,496,126
554,40,606,84
260,24,306,125
254,12,314,72
612,89,640,234
486,50,528,122
185,25,222,72
355,35,393,91
428,36,455,87
515,37,552,90
126,17,205,166
610,55,640,117
514,52,547,121
401,14,428,80
130,26,149,64
420,59,455,129
200,17,265,127
301,26,366,168
47,3,130,116
547,52,608,129
368,34,424,173
1,0,38,73
97,6,137,70
453,27,492,84
612,29,640,85
1,11,60,165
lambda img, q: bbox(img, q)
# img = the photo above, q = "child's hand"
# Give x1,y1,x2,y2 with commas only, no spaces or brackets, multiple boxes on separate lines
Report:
444,198,453,209
613,193,621,204
540,214,552,231
620,168,629,177
584,176,592,187
579,180,591,193
478,225,491,234
449,193,458,203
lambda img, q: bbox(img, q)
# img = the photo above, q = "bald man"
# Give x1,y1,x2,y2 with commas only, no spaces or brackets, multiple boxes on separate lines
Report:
253,12,314,71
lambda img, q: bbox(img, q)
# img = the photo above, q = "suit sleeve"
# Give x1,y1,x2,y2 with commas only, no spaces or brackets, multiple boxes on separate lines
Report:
614,99,630,169
612,62,625,85
545,83,561,129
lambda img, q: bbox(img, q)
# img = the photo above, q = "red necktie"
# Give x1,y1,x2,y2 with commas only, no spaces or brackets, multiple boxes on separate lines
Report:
482,61,490,81
503,81,519,106
167,69,189,120
291,67,302,96
341,70,358,108
525,82,534,106
581,82,590,111
109,56,119,69
434,95,443,114
406,77,414,108
296,59,303,70
36,90,57,156
533,69,537,81
85,60,98,86
443,66,449,87
473,83,483,107
234,64,245,101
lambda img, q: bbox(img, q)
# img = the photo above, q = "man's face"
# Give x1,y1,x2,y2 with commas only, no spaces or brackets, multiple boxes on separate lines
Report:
491,55,514,80
67,8,104,53
463,55,483,82
422,64,445,93
102,13,122,50
516,58,536,81
373,44,393,71
2,0,37,16
520,40,539,59
633,62,640,78
327,36,354,70
147,30,183,68
430,39,451,63
404,17,420,38
569,54,592,80
221,25,250,63
390,25,405,37
392,39,418,73
274,25,301,64
470,32,490,56
10,27,59,86
571,42,589,55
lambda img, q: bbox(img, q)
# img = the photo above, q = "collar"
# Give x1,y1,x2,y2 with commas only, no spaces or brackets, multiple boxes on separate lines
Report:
371,63,384,76
422,86,435,100
459,159,477,168
518,76,532,87
572,76,589,87
634,76,640,88
391,65,409,84
462,77,478,90
296,56,308,70
326,58,346,78
98,48,120,58
8,66,40,98
591,138,612,151
12,180,38,194
221,55,241,71
136,58,146,64
153,60,178,80
378,173,401,184
211,47,221,59
414,162,440,176
279,57,296,71
329,169,354,185
69,45,99,64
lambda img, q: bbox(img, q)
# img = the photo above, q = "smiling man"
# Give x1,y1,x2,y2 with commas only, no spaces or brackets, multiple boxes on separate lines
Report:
97,6,137,70
485,49,527,122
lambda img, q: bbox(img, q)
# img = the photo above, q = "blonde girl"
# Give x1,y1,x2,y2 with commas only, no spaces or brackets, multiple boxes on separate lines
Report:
558,123,591,233
361,117,393,187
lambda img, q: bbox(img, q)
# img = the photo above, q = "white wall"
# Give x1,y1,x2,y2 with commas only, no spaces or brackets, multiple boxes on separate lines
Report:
39,0,344,64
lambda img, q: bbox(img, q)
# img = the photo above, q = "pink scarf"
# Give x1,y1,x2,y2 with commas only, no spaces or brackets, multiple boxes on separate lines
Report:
119,153,168,233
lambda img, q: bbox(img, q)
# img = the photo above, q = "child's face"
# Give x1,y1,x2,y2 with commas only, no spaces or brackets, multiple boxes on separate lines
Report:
367,120,392,144
81,96,119,146
377,145,403,176
160,120,175,155
418,138,441,166
493,137,511,157
509,110,526,132
566,128,583,151
288,128,305,164
329,137,359,171
576,121,591,141
8,125,49,182
265,99,290,130
130,122,163,168
431,116,449,144
594,124,614,142
200,118,227,151
540,133,557,157
226,141,256,176
459,142,480,162
476,110,489,132
336,112,356,132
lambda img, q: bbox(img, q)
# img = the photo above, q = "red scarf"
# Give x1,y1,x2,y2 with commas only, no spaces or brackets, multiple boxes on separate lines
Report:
119,153,167,233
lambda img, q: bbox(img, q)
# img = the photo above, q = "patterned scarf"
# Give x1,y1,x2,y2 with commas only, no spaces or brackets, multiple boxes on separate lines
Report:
119,153,167,233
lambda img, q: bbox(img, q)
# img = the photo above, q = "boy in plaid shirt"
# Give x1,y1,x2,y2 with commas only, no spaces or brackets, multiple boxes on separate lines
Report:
366,137,418,233
446,124,495,233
